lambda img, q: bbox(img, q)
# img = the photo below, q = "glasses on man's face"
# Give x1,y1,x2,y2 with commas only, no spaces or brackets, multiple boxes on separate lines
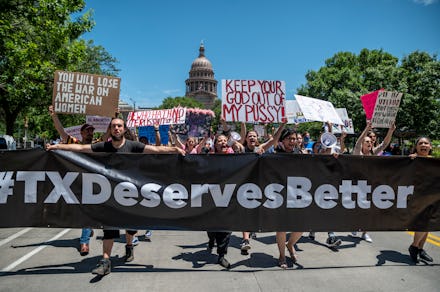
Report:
364,141,373,144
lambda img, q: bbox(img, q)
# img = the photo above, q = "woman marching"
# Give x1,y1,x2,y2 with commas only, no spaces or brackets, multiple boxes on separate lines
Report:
408,136,434,263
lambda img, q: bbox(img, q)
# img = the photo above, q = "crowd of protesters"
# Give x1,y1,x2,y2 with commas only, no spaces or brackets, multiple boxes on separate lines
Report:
45,107,435,276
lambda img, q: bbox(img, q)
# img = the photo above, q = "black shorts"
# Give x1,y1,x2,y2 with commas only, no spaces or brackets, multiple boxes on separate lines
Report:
102,229,137,239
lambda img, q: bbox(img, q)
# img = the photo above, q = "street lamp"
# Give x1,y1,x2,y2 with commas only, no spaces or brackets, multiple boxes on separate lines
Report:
129,98,136,112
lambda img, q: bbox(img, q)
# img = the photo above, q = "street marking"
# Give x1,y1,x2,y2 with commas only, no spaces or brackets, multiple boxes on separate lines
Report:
1,228,71,272
0,228,33,247
406,231,440,247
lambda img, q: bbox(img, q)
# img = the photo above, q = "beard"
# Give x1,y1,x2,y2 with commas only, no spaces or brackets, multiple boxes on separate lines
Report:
111,134,123,141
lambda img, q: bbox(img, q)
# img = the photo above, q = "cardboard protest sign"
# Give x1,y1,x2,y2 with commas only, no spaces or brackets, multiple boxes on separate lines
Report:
171,108,214,138
294,95,343,125
52,71,120,117
64,125,82,141
126,107,186,128
332,108,355,134
86,115,112,133
360,89,383,119
285,100,311,124
222,80,286,123
371,91,402,128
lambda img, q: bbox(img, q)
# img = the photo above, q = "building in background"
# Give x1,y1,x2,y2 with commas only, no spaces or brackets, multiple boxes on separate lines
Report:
185,42,218,109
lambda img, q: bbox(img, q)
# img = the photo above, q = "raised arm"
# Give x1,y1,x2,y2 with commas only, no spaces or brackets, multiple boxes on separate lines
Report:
339,130,347,154
259,122,286,152
373,122,396,155
154,124,161,146
353,120,372,155
48,105,69,142
239,122,246,145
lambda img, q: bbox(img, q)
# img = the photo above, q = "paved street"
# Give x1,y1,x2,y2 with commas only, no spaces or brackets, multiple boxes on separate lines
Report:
0,228,439,291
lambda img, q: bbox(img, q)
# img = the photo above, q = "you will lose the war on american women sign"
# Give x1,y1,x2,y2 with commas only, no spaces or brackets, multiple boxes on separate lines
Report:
52,70,120,117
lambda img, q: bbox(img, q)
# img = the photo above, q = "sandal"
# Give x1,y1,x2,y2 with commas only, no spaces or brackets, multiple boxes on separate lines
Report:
286,244,298,263
278,258,287,269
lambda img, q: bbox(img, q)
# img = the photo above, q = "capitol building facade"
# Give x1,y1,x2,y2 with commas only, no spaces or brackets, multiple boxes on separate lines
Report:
185,43,218,109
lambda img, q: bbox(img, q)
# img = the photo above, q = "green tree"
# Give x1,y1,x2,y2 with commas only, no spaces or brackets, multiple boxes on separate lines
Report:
157,96,204,109
0,0,118,137
397,51,440,137
297,49,440,138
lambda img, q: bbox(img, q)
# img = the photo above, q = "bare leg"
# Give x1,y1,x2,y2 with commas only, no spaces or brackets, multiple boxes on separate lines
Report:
413,232,428,249
103,239,114,259
286,232,303,261
125,233,134,246
276,232,286,261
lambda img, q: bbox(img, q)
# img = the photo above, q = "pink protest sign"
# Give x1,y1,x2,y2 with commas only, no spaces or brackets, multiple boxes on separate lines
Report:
360,89,383,119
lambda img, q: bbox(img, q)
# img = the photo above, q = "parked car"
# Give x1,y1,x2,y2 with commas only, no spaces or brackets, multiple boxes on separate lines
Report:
0,134,17,150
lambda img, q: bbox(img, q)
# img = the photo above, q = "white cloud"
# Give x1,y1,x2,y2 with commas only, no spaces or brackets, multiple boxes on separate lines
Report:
162,89,181,96
413,0,438,5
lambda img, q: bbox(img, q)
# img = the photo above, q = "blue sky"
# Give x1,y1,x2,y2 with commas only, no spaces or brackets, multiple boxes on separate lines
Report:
80,0,440,108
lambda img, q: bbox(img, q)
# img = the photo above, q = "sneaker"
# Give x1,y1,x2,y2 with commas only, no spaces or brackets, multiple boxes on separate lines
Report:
362,233,373,243
92,258,111,276
308,232,315,240
145,230,152,241
326,236,342,247
132,236,139,246
250,232,257,239
218,256,231,269
350,231,358,237
240,239,251,251
419,249,433,262
408,245,419,263
125,244,134,262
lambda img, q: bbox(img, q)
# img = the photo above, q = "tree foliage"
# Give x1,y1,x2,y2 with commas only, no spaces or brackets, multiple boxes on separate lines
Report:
0,0,119,138
297,49,440,138
157,96,204,110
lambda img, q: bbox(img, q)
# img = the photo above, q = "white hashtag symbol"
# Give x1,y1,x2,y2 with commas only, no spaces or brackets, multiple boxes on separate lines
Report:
0,171,15,203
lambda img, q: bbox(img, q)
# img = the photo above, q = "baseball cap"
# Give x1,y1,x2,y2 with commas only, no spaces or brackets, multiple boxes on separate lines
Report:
80,124,95,131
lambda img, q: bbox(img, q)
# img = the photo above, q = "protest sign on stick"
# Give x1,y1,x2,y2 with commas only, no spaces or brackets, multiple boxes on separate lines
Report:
294,95,343,125
285,100,311,124
332,108,355,134
86,115,112,133
360,89,383,120
126,107,187,128
52,70,120,117
64,125,82,141
222,80,286,123
371,91,402,128
171,108,214,138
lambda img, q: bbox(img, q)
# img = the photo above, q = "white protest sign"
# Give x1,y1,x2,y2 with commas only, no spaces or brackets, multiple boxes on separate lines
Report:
294,95,343,125
64,125,82,141
285,100,311,124
371,91,402,128
86,115,112,133
222,80,286,123
253,124,266,138
126,107,187,128
332,108,355,134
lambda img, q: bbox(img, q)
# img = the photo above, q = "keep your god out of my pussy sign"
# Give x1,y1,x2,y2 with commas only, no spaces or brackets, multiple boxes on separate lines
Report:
222,79,286,123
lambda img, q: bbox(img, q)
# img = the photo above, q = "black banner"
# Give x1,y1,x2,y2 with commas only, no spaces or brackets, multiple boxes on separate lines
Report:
1,149,439,231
